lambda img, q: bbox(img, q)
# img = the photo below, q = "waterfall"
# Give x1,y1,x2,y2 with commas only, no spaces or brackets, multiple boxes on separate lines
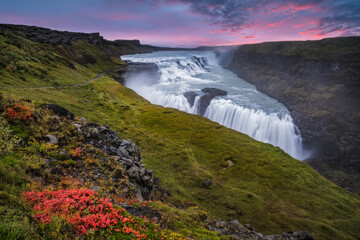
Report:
204,99,303,159
121,51,305,160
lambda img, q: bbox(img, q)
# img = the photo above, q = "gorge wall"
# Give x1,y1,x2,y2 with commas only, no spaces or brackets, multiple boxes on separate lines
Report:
0,23,185,60
227,37,360,192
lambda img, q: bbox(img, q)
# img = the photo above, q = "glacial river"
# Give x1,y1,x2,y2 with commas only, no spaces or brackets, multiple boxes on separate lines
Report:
122,51,304,160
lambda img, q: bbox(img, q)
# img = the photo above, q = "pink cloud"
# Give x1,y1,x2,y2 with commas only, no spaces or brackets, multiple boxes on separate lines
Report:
265,19,285,28
268,2,321,16
293,20,318,28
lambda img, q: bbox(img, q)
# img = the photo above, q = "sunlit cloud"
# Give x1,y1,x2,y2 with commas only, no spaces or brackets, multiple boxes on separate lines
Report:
0,0,359,47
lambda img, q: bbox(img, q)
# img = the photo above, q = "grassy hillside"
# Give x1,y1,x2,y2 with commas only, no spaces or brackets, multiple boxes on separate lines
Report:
1,26,360,240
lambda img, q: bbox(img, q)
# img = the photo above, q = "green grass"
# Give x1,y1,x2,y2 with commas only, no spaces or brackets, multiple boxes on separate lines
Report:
1,28,360,240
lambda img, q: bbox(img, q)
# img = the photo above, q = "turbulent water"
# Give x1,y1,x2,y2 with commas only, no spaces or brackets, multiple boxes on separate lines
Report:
122,51,304,160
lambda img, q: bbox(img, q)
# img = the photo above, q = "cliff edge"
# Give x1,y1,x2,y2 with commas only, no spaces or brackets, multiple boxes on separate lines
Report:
227,37,360,193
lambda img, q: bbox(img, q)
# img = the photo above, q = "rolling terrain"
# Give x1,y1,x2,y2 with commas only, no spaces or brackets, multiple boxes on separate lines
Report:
0,24,359,240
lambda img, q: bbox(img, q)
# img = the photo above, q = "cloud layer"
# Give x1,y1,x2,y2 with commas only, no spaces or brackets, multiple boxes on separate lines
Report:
0,0,359,47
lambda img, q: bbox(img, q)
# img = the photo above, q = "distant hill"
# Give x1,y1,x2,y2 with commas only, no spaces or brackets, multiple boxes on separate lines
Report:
1,24,360,240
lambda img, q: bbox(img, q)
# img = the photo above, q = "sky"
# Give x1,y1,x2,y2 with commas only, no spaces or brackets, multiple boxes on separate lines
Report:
1,0,359,47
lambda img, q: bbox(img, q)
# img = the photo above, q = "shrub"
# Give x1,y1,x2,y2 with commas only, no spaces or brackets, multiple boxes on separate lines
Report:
5,104,31,121
0,115,21,156
24,189,187,239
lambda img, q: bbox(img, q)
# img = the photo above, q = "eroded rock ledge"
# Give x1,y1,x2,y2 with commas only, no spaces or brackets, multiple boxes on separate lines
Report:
79,121,155,201
184,87,227,116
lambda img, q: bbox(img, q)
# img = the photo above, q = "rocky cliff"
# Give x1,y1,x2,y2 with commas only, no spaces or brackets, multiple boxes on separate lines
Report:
227,37,360,192
0,23,158,57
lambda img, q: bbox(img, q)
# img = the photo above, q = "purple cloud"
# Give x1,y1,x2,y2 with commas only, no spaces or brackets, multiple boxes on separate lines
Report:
0,0,359,47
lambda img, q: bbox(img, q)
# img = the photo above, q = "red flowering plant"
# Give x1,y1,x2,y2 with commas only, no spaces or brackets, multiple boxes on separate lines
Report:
24,189,187,239
5,104,31,121
72,146,85,158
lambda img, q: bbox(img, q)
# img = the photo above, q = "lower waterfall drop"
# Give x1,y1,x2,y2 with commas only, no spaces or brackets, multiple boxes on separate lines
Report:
122,51,305,160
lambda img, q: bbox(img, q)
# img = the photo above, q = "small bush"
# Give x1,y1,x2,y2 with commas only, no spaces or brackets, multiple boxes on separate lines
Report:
24,189,188,239
5,104,31,121
0,115,21,156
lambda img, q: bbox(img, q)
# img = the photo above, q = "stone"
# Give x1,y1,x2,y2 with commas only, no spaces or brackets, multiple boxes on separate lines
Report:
139,168,146,177
117,147,128,157
245,224,255,231
80,117,87,125
227,160,234,168
73,123,82,133
91,186,100,192
183,91,199,107
256,233,264,238
43,104,74,119
127,166,140,180
184,87,228,116
122,205,161,223
203,179,212,187
142,175,151,185
217,221,226,228
90,128,99,137
229,219,241,227
298,231,313,240
46,134,58,145
107,146,118,155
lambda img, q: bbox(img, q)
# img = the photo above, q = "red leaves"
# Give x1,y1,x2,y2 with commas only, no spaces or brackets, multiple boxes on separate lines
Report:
72,147,84,158
24,189,123,235
24,189,188,239
23,189,170,239
5,104,31,121
34,212,52,224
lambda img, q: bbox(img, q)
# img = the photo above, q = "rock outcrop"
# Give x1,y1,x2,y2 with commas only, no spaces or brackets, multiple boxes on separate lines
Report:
227,37,360,193
184,87,227,115
39,104,155,201
80,122,155,200
207,219,313,240
43,104,75,120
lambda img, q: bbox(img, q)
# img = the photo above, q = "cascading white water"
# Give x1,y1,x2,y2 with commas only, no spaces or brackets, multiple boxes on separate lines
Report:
204,99,303,158
122,51,305,160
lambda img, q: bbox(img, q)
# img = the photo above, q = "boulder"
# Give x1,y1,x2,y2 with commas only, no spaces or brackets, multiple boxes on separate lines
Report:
43,104,74,119
203,179,212,187
184,88,227,116
122,204,161,223
46,134,58,145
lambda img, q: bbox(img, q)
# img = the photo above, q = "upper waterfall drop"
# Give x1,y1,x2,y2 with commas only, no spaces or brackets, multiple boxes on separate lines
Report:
121,51,305,160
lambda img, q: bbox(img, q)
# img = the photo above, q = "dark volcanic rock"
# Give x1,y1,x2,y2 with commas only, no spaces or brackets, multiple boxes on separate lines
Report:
227,37,360,193
184,87,227,116
80,122,155,200
201,87,227,96
183,91,198,107
43,104,74,120
122,204,161,223
206,219,314,240
203,179,212,187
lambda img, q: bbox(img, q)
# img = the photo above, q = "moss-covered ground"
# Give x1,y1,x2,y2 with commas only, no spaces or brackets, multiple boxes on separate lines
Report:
1,28,360,240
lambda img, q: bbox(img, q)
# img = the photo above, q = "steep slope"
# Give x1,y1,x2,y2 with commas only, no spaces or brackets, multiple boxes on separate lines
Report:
227,37,360,193
1,25,360,240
